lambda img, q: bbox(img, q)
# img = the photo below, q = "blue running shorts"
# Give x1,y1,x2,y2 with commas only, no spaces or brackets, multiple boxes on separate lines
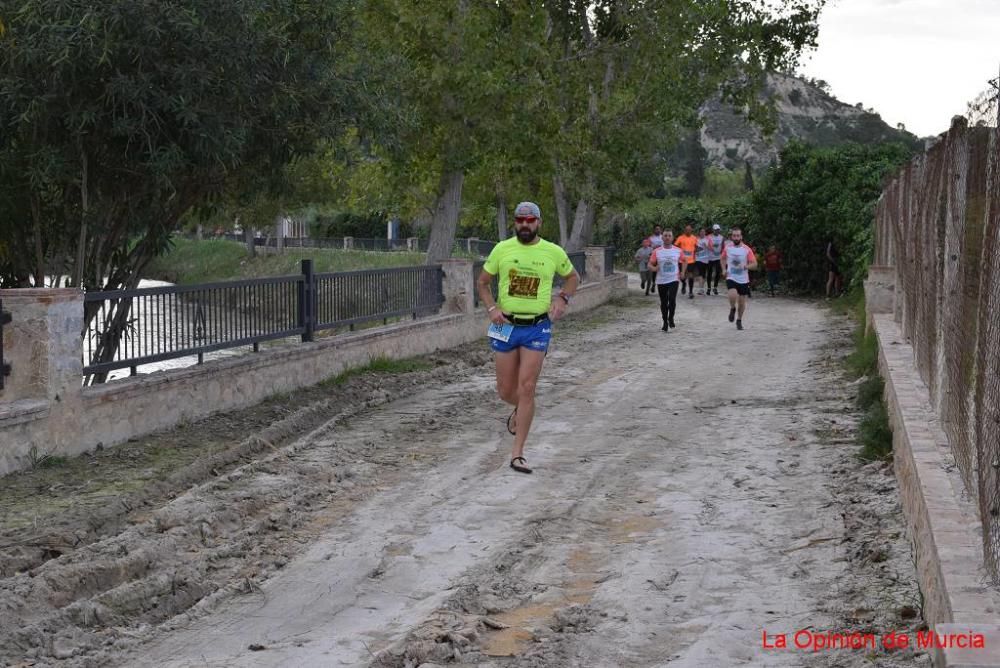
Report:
489,321,553,353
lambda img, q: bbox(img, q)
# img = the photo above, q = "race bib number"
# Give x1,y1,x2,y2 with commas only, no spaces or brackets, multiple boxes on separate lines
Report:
487,322,514,342
508,270,541,298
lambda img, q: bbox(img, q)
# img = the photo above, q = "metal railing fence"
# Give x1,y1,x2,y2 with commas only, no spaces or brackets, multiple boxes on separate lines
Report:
83,262,444,378
214,234,485,255
603,246,616,276
315,265,443,331
874,115,1000,579
0,301,10,390
83,276,306,377
567,251,587,281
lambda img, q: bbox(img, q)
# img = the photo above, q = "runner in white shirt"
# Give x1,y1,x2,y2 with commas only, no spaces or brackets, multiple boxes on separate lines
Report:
720,227,758,331
694,227,712,295
648,225,664,249
707,224,725,295
647,230,686,332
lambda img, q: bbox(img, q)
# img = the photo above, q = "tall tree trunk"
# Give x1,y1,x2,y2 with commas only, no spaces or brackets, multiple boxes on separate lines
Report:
425,170,464,264
495,178,508,241
243,219,256,257
275,214,285,253
567,198,596,252
553,174,570,246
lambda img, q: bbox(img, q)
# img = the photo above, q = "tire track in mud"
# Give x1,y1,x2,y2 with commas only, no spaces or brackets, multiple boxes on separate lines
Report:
0,350,499,665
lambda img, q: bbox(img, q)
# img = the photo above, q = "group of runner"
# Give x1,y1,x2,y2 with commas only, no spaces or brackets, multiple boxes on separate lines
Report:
475,201,793,476
635,223,780,332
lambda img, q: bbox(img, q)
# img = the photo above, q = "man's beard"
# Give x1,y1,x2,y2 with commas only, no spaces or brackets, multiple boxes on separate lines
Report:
517,227,538,242
733,239,743,246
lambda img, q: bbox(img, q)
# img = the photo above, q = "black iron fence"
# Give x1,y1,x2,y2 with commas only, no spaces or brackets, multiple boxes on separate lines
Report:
603,246,616,276
215,233,488,256
0,301,11,390
83,276,306,377
315,265,443,332
83,262,444,378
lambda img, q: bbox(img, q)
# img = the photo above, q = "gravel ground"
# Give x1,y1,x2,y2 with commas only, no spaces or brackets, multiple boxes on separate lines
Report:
0,279,928,667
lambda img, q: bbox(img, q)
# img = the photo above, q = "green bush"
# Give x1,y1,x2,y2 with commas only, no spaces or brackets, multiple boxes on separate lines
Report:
742,141,917,294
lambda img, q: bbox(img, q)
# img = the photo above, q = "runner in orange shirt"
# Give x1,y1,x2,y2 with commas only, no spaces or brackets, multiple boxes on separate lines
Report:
676,224,698,299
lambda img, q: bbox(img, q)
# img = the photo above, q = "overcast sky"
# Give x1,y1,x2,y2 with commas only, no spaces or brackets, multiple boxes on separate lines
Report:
798,0,1000,137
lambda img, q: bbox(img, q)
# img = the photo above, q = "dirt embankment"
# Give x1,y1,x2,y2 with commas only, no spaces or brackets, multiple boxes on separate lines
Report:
0,289,927,667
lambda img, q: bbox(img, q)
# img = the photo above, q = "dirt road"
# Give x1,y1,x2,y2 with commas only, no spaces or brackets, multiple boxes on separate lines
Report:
1,280,928,667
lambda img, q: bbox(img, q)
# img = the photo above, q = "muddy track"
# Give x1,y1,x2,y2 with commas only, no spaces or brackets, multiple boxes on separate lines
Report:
0,288,928,667
0,344,496,665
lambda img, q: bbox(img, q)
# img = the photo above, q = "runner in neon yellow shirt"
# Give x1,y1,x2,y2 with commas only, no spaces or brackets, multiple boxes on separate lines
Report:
478,202,579,474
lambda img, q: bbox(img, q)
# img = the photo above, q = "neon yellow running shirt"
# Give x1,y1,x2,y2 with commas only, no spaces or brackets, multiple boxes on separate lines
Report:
483,237,575,316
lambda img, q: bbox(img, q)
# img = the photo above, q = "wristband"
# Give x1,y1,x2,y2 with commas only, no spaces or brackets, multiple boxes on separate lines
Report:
487,305,498,313
558,291,572,304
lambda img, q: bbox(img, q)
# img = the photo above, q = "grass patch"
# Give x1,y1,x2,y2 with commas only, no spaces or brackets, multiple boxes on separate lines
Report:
856,375,885,410
146,237,440,284
859,401,894,460
841,292,894,461
846,328,879,379
322,355,433,387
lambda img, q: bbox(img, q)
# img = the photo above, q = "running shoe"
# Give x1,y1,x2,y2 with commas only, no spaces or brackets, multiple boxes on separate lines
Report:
736,319,744,330
728,307,736,322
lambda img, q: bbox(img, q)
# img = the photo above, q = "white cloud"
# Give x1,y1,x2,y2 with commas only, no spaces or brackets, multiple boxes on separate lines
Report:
798,0,1000,136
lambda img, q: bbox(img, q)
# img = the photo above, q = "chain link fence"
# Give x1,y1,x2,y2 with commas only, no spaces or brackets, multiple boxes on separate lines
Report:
874,75,1000,579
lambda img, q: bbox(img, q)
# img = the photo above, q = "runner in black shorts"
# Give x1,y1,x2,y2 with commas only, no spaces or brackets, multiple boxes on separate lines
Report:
826,239,843,299
721,227,758,330
707,224,724,295
694,227,711,295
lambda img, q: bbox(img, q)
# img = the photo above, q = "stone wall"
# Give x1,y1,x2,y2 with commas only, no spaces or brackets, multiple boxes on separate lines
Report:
0,264,626,476
868,288,1000,668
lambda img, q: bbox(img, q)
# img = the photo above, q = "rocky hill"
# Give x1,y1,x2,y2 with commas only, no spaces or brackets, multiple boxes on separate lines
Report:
700,72,922,170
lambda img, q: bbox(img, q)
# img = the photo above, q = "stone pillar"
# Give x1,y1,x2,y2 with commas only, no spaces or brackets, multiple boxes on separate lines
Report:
407,237,419,252
275,215,285,253
0,288,83,404
343,236,354,250
865,265,896,335
865,266,896,315
584,246,606,282
440,259,475,315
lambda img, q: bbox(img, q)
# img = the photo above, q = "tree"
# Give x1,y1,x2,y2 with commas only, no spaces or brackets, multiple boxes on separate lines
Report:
743,140,916,292
743,160,755,191
355,0,827,257
540,0,827,250
0,0,365,379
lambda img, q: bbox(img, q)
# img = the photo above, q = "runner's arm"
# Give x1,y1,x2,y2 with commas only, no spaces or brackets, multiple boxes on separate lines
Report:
477,269,509,324
550,270,579,321
747,249,759,271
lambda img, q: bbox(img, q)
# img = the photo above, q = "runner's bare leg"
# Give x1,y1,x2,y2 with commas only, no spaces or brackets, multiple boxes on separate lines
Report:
512,349,546,460
495,349,520,406
738,294,748,319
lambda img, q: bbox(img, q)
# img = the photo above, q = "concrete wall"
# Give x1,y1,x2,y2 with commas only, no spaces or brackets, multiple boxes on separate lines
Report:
868,282,1000,668
0,264,626,476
